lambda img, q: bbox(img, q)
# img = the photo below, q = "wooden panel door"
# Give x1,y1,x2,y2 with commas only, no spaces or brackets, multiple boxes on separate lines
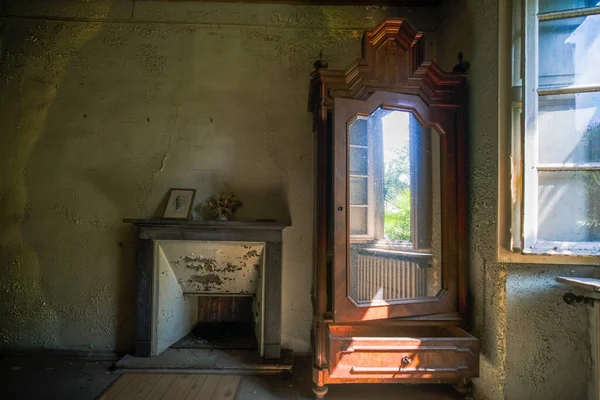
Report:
332,91,463,323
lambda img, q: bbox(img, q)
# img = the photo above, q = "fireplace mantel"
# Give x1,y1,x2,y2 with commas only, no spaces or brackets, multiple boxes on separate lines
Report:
124,218,289,359
124,219,288,241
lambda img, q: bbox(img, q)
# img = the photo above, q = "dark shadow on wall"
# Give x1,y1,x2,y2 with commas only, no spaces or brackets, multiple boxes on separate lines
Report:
0,2,140,353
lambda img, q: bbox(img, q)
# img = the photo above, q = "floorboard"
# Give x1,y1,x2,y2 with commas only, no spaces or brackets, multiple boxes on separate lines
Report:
211,375,242,399
190,375,218,399
146,374,177,400
165,375,202,399
182,375,208,400
99,373,243,400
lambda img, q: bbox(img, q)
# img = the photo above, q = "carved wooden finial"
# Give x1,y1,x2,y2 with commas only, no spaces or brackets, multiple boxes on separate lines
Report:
453,52,470,74
313,50,328,70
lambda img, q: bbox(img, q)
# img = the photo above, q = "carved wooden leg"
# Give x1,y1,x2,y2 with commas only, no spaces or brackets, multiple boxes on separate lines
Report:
312,383,328,399
453,378,472,396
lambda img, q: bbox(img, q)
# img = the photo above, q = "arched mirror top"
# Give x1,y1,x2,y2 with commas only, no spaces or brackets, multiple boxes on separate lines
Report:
335,91,449,137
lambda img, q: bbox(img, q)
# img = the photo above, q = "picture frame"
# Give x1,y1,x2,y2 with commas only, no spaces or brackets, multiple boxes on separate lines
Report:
162,188,196,220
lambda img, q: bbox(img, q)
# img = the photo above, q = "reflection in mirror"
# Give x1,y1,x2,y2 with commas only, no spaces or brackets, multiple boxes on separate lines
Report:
348,108,442,303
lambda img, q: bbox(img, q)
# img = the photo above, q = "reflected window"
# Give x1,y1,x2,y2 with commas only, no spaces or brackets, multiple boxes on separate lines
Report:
348,109,434,248
347,109,442,302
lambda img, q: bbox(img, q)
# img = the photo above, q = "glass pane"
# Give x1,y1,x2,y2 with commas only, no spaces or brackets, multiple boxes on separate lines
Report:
538,170,600,241
350,207,368,235
349,147,368,175
349,177,368,205
512,0,523,87
539,0,598,13
347,108,442,303
538,14,600,87
349,118,368,146
538,92,600,163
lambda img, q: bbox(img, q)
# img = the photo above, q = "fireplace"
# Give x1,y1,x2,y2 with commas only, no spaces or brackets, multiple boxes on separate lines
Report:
123,219,288,362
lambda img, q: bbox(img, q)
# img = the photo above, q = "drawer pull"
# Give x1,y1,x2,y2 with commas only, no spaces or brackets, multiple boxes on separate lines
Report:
401,355,412,365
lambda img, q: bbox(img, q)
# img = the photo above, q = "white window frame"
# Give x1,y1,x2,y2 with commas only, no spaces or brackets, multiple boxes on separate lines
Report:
349,114,383,243
498,0,600,264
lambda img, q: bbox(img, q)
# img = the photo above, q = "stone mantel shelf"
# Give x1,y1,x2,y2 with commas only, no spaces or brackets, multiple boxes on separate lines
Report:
124,219,289,229
124,219,289,242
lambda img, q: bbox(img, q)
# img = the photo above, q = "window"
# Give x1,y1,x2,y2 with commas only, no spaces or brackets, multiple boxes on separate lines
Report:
502,0,600,261
348,113,384,241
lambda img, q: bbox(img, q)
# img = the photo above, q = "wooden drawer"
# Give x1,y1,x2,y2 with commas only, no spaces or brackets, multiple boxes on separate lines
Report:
328,324,479,380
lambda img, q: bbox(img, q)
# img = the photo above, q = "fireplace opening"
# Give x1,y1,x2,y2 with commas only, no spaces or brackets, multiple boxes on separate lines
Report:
172,321,258,350
170,295,258,351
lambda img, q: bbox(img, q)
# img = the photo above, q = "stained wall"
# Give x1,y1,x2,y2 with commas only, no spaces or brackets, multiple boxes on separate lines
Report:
0,1,440,353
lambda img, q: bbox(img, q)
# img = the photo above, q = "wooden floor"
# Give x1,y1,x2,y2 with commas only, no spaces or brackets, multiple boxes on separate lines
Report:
99,374,241,400
0,355,465,400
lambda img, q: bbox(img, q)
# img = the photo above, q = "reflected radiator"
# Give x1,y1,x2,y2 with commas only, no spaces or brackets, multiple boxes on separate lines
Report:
356,252,427,301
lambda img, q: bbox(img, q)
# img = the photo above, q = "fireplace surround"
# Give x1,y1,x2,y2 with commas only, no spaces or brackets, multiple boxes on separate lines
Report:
124,219,288,361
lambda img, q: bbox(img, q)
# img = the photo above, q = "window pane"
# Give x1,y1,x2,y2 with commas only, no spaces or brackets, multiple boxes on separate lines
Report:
538,170,600,242
538,14,600,87
349,118,368,146
349,177,368,205
539,0,598,13
349,147,368,175
512,0,523,87
538,92,600,163
349,207,368,235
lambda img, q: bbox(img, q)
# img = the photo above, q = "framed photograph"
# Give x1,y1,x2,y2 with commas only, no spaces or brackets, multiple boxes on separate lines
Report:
163,189,196,220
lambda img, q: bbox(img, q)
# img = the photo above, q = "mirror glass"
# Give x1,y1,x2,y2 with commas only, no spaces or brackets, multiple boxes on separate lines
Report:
347,108,442,303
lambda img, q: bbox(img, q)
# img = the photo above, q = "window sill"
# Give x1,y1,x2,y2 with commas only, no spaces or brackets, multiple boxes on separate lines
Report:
556,276,600,293
358,247,433,259
524,240,600,255
497,247,600,265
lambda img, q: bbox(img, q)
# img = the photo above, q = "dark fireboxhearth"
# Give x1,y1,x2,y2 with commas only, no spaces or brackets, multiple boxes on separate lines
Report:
172,321,258,350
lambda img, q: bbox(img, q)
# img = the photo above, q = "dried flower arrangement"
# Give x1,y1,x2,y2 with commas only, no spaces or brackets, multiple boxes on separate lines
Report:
207,192,243,221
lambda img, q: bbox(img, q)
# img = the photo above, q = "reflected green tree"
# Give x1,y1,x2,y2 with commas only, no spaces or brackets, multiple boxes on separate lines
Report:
384,146,411,241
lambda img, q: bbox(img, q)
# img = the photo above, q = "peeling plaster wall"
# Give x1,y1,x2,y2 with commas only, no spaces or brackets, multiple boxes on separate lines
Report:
437,1,595,399
158,241,264,295
0,1,440,353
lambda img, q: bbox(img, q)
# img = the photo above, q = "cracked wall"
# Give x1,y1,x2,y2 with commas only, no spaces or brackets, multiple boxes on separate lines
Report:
0,0,440,353
437,1,595,399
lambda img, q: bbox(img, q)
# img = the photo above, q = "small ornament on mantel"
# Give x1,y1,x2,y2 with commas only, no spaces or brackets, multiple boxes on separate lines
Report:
207,192,243,221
